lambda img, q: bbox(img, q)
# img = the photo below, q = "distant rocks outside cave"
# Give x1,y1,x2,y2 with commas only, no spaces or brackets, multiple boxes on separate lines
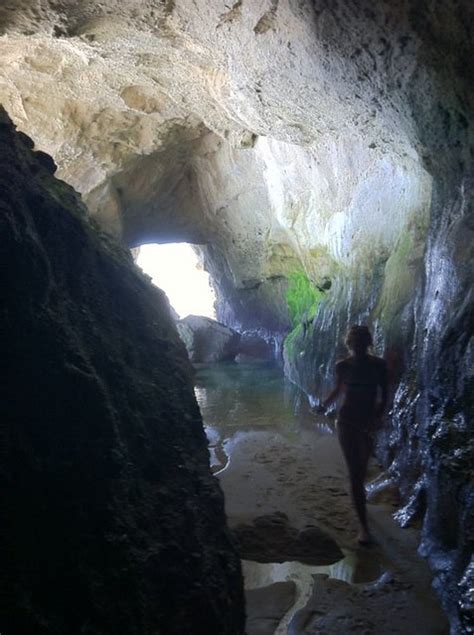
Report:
177,315,241,363
177,315,275,364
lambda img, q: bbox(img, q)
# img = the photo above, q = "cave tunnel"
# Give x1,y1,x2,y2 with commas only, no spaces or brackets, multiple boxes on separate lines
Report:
1,1,473,634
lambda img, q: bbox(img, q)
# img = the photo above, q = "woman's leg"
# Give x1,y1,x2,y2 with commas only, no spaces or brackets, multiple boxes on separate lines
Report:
337,422,372,540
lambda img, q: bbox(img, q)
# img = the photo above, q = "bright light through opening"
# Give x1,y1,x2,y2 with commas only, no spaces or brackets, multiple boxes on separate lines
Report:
136,243,216,320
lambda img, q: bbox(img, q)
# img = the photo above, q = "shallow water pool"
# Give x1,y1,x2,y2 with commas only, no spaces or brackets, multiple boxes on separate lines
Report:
194,361,332,472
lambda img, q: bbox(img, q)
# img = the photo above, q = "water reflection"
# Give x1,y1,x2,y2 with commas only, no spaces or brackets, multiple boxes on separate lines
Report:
243,550,383,635
194,361,333,472
243,548,381,587
195,361,332,435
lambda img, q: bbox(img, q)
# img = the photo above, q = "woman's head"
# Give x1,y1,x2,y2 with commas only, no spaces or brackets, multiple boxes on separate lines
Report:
345,325,373,354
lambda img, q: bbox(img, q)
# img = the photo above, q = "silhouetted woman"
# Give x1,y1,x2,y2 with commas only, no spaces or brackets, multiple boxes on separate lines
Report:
320,325,387,545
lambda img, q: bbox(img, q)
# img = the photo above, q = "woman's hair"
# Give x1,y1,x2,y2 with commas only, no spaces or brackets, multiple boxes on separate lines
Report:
345,324,373,351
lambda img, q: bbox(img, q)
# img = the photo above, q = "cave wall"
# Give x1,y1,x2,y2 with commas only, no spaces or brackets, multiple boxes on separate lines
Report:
0,0,434,337
0,108,245,635
279,5,474,632
0,0,473,631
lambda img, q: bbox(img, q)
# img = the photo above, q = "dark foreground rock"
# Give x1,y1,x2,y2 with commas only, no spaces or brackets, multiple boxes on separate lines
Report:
177,314,241,363
232,512,343,566
0,108,245,635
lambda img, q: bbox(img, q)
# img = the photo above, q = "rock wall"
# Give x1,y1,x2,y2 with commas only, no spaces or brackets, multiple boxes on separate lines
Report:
279,5,474,632
0,108,244,635
0,0,473,631
0,0,434,336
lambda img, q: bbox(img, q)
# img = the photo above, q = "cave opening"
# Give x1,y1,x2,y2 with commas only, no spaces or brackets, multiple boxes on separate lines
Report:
136,242,216,319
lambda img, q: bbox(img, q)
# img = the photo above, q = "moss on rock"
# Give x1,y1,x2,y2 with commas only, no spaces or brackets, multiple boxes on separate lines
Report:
283,272,326,377
285,271,324,328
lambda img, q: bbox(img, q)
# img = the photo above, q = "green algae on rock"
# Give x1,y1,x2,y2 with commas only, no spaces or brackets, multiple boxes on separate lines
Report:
285,271,325,328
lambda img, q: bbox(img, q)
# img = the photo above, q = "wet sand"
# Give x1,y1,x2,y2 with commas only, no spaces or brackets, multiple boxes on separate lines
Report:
196,363,447,633
215,423,448,634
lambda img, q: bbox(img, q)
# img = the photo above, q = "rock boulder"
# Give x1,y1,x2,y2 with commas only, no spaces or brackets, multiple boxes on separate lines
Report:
0,108,245,635
177,315,241,363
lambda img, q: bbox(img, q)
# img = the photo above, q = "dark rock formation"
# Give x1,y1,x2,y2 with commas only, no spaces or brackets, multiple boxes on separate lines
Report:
0,108,245,635
232,513,343,566
236,332,274,363
282,4,474,630
177,315,241,364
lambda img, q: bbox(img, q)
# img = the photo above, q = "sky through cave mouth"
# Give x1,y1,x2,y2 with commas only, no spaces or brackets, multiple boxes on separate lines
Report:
137,243,216,320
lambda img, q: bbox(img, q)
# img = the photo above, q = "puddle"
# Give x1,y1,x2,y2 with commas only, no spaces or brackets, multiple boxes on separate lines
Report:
195,362,447,635
243,550,384,635
195,361,332,437
197,361,333,474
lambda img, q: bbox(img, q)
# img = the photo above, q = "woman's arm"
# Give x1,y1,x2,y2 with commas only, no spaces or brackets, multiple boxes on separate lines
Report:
317,364,343,411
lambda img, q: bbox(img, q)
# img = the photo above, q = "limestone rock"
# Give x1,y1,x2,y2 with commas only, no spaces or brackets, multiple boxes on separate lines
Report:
177,314,241,363
0,0,434,334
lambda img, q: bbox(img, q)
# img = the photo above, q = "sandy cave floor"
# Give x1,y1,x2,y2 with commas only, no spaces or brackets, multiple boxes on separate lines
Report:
214,423,449,635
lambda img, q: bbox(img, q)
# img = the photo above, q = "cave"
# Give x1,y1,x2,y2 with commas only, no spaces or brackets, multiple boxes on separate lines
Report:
1,1,472,634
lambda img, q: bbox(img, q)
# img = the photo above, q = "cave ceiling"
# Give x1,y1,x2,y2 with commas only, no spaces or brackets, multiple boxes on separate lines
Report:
0,0,471,293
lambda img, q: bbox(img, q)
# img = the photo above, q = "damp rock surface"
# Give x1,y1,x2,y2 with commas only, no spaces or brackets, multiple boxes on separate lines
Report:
177,314,241,363
0,109,245,635
232,512,343,566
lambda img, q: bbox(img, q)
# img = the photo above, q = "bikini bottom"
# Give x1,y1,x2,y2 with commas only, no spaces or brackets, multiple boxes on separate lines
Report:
336,418,375,455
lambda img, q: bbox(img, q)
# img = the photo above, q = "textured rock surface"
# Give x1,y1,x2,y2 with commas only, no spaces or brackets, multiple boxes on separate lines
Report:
232,512,343,566
245,581,296,635
177,314,241,363
0,0,434,334
236,332,274,362
288,572,444,635
0,0,473,630
0,109,244,635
